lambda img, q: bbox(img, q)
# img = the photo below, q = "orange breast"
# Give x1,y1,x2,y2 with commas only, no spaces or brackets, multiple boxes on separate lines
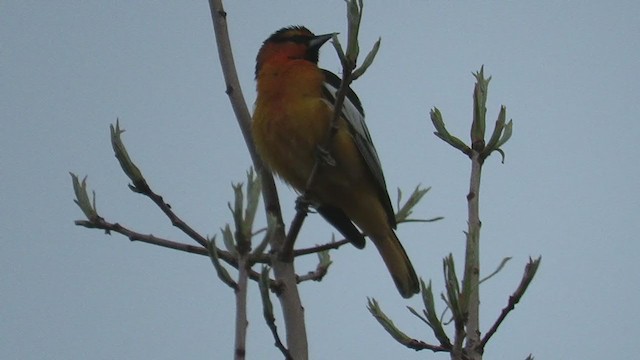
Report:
252,60,330,190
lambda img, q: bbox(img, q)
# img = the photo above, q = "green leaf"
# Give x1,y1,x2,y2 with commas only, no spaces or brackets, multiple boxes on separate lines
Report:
443,255,463,321
207,238,237,290
353,37,380,80
480,257,512,284
484,105,507,155
251,213,276,258
244,168,262,238
367,298,412,345
230,182,244,233
345,0,362,65
496,119,513,149
221,224,237,256
110,120,149,192
317,248,332,269
395,185,442,224
471,66,491,149
483,106,513,163
430,108,472,156
407,305,429,325
70,173,100,221
419,279,452,346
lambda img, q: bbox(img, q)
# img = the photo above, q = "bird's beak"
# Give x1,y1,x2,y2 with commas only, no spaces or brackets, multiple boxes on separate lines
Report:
309,33,336,50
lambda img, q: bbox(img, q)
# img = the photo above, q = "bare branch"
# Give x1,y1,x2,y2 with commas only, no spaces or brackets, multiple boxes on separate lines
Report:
74,217,278,286
75,219,210,257
480,257,541,350
293,238,351,257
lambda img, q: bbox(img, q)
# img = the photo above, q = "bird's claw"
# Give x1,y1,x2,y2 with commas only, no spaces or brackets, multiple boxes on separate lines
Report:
295,196,312,213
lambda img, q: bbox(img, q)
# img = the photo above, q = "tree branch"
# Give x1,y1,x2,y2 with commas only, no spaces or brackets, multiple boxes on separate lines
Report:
140,185,211,248
404,339,451,353
234,256,249,360
75,218,211,257
75,217,275,285
207,1,307,358
480,257,541,350
293,238,351,257
461,150,483,359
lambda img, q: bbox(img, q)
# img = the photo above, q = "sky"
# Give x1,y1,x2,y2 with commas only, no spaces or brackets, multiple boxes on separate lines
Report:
2,1,639,359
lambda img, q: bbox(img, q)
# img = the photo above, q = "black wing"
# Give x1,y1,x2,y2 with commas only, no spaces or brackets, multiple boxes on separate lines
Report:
316,205,366,249
320,69,396,228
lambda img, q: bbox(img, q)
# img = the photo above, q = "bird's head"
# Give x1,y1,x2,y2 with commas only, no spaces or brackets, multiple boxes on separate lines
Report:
255,26,334,78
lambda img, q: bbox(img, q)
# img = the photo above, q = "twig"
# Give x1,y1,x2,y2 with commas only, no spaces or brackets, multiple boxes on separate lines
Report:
404,339,451,353
479,257,541,350
293,238,351,257
75,219,211,257
140,187,210,248
74,218,279,285
109,123,211,250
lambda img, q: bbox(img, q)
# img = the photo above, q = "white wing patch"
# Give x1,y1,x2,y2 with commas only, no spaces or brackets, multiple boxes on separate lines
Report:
322,80,395,226
321,81,381,166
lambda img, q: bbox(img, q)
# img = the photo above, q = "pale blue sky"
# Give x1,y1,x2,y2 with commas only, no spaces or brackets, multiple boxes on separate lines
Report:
2,1,639,359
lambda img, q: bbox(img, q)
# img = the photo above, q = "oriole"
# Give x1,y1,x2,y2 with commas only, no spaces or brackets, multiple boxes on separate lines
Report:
252,26,419,298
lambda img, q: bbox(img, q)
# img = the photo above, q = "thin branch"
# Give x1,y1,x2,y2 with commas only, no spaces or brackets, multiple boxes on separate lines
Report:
479,257,541,350
109,123,210,249
140,186,210,248
75,219,211,257
404,339,451,353
293,238,351,257
74,218,279,286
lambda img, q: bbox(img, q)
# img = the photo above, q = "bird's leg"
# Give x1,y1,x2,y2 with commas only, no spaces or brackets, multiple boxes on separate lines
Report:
294,194,312,213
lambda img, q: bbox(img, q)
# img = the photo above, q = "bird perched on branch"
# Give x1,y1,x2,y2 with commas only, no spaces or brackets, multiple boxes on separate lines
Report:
252,26,419,298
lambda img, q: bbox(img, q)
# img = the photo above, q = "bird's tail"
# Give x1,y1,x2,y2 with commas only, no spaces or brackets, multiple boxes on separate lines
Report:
371,230,420,298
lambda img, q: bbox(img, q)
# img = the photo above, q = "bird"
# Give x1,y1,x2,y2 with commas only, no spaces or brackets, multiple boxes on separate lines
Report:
252,26,419,298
